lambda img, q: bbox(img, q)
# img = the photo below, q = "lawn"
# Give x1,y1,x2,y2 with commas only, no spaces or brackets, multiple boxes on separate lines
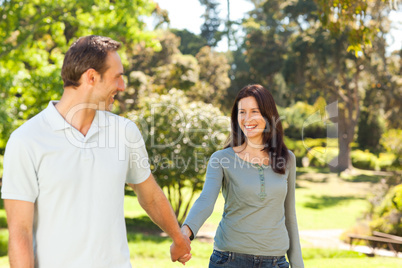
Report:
0,167,401,267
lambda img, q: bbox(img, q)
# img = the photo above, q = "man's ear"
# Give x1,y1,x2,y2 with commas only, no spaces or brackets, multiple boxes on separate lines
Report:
83,68,99,86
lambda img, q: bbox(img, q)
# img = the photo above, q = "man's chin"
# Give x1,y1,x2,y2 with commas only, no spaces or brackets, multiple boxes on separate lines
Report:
96,100,114,111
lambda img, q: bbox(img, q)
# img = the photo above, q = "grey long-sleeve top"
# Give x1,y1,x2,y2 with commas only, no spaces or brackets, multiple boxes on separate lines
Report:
184,148,304,268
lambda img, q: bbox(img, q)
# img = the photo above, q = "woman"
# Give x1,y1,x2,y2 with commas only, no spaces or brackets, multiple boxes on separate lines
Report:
181,84,304,267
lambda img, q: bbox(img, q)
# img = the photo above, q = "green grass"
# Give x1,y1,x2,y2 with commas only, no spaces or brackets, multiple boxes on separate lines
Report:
295,169,372,230
304,257,402,268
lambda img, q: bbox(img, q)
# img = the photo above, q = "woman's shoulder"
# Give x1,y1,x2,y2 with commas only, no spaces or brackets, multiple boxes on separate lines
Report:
286,149,296,168
287,149,296,159
210,147,235,159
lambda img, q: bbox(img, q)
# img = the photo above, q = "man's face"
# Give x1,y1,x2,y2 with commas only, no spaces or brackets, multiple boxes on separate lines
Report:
95,51,125,111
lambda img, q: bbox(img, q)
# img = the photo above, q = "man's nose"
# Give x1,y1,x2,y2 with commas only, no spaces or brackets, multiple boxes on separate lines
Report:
118,77,125,91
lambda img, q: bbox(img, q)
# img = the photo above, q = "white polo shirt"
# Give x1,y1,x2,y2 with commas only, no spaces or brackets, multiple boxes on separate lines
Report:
1,101,151,268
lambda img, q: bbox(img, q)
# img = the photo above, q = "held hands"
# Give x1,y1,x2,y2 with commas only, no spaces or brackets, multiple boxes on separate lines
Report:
170,232,192,265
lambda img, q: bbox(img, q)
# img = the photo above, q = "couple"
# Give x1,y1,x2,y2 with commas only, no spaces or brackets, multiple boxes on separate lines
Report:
1,36,304,268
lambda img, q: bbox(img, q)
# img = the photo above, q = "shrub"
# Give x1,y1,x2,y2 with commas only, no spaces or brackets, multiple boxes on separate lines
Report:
0,154,3,178
381,129,402,156
284,137,306,167
351,150,378,170
377,152,398,171
370,184,402,236
279,101,327,140
357,110,385,152
307,146,339,168
0,230,7,257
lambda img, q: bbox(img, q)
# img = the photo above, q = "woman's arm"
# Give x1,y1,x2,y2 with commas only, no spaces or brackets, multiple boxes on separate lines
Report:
182,153,224,238
285,152,304,268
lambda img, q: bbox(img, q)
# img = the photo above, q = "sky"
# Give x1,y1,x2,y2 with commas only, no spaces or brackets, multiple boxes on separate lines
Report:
154,0,402,54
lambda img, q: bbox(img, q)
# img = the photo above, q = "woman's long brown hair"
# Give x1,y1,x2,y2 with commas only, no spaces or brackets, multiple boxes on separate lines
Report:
225,84,289,174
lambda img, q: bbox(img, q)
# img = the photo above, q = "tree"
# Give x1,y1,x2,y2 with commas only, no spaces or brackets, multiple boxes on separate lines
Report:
313,0,401,55
199,0,223,47
187,46,231,106
126,89,229,223
121,31,231,111
170,29,208,56
0,0,158,153
241,0,399,171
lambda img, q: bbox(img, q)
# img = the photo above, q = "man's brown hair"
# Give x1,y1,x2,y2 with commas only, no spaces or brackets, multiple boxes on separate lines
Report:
61,35,121,88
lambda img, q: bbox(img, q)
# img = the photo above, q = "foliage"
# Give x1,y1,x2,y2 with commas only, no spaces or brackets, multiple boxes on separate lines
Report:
0,230,7,257
125,89,229,223
0,155,3,178
377,152,399,171
357,110,385,152
307,146,339,168
170,29,208,57
381,129,402,157
370,184,402,236
350,150,378,170
284,137,307,167
279,101,327,140
313,0,401,55
0,0,158,153
199,0,223,47
187,46,231,106
121,31,231,112
240,0,399,171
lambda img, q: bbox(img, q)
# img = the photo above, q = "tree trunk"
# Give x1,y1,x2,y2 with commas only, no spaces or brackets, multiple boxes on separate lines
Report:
335,108,353,172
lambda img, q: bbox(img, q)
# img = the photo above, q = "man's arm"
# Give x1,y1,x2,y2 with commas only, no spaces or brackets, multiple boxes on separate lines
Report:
128,174,191,263
4,199,34,268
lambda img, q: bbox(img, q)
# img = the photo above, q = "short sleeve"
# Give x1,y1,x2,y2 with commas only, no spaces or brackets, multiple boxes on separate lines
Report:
1,134,39,203
123,120,151,184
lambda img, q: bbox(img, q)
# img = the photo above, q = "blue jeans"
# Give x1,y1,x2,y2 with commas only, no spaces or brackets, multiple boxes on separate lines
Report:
209,249,289,268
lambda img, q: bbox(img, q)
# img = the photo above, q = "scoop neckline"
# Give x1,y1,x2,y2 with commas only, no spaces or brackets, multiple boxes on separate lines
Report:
230,147,271,168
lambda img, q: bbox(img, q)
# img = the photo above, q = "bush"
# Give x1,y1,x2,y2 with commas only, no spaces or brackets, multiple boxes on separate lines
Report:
307,146,339,168
370,184,402,236
0,230,7,257
377,152,398,171
0,154,3,178
284,137,306,167
279,101,327,140
357,110,385,152
351,150,378,170
381,129,402,156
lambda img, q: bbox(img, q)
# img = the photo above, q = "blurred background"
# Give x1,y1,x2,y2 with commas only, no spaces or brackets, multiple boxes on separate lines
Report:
0,0,401,267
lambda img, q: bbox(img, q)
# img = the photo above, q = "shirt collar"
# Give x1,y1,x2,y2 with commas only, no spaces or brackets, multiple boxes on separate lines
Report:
44,101,110,131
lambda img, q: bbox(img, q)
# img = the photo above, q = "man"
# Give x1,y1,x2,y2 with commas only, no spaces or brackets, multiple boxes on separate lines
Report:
1,35,191,267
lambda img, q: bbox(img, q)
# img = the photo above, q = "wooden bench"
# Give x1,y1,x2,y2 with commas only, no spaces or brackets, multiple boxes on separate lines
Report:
348,232,402,256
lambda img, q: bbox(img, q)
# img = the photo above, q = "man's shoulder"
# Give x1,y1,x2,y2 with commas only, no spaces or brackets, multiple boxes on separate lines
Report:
104,112,138,128
103,112,143,138
11,110,47,139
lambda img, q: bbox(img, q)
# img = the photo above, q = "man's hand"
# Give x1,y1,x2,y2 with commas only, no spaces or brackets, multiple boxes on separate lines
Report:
170,233,192,265
129,176,192,265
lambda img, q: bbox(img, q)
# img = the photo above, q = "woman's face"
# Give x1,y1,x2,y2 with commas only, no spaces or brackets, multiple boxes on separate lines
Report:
237,96,266,144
